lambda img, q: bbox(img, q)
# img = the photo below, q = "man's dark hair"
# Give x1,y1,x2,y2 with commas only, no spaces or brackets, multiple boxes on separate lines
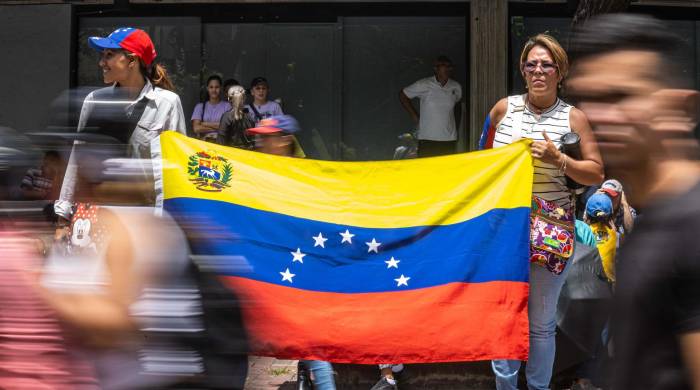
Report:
570,14,679,62
434,55,453,65
570,14,689,88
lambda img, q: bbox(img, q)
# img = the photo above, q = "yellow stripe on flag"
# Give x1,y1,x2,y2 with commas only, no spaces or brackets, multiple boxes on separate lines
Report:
157,131,533,228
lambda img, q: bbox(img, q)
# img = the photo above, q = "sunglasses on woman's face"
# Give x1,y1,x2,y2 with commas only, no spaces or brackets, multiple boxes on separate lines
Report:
522,61,558,75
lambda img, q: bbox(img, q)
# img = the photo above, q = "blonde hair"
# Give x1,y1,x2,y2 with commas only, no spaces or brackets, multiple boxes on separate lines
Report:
519,33,569,79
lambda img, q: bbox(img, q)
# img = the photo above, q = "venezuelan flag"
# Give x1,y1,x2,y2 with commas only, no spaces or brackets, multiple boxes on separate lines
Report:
152,131,533,363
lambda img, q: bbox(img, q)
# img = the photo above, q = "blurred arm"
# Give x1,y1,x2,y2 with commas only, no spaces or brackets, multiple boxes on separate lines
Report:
39,210,138,344
54,92,96,221
681,332,700,390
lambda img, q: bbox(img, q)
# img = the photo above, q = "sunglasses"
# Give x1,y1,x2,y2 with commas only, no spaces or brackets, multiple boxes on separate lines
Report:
522,61,558,75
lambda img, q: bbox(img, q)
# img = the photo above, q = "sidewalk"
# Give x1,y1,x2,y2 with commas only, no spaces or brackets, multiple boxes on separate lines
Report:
243,357,498,389
244,356,298,390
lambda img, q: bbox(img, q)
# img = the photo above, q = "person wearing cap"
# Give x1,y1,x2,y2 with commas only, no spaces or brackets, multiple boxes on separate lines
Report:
54,27,187,229
245,77,283,123
598,179,635,238
584,192,617,283
399,55,462,158
247,115,334,390
246,115,305,158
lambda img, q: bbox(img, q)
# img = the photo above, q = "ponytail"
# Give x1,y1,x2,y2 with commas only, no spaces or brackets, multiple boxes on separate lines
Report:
138,58,175,91
148,63,175,91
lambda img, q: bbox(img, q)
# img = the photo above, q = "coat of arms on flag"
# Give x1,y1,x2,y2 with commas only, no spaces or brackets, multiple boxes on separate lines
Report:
186,150,233,192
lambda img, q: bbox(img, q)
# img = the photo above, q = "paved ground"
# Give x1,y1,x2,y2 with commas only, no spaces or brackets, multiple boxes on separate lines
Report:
244,356,299,390
243,356,582,389
243,357,498,390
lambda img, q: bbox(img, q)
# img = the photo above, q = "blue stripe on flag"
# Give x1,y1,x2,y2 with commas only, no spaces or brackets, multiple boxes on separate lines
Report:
166,197,530,293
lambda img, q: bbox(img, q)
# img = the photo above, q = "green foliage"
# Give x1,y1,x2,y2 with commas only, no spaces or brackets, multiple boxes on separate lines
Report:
221,163,233,185
187,155,198,175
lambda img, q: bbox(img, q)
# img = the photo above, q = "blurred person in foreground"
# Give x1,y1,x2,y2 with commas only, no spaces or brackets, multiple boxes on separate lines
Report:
245,115,335,390
480,33,604,390
0,234,98,388
41,150,201,389
568,14,700,390
54,27,187,233
20,150,64,201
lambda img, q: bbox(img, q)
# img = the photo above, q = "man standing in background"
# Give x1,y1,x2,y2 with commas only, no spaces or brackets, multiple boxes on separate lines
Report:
399,55,462,157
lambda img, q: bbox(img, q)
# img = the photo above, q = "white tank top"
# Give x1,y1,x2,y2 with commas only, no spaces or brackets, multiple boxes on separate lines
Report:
493,94,573,208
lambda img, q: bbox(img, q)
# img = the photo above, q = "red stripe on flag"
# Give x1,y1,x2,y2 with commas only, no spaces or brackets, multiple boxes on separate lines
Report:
221,276,529,363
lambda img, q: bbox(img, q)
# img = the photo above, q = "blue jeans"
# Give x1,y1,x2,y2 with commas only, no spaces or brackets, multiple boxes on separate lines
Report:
302,360,336,390
492,262,570,390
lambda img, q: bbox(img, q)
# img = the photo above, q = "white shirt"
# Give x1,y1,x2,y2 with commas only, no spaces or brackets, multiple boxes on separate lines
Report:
403,76,462,141
54,80,187,220
492,94,573,208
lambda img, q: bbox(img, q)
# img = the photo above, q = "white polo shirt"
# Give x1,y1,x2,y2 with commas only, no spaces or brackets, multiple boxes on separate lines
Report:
403,76,462,141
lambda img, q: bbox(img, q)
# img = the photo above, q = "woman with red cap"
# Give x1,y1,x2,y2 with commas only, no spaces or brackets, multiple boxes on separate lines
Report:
54,27,187,231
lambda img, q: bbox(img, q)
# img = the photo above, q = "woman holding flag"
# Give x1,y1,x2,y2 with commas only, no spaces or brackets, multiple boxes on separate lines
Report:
478,34,603,390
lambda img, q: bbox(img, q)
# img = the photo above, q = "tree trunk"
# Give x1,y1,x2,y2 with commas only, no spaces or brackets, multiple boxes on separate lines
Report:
572,0,631,27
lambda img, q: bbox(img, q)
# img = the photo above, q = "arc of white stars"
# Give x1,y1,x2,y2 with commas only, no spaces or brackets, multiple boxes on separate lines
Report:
366,238,381,253
290,248,306,263
385,257,400,269
313,232,328,248
339,229,355,244
394,274,410,287
280,268,295,283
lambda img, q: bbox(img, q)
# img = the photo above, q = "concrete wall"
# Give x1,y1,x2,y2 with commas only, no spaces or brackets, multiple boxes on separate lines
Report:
0,4,73,133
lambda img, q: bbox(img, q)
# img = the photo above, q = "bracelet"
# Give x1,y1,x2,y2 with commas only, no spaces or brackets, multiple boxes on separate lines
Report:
558,154,568,175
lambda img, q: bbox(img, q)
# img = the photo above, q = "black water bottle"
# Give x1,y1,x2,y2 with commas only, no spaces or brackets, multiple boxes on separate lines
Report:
559,132,584,190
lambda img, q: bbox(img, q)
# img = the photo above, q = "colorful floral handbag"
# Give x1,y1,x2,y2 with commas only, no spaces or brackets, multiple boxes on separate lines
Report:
530,196,575,275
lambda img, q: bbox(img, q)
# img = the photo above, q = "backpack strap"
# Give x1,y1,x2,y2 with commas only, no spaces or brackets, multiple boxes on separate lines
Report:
249,104,263,122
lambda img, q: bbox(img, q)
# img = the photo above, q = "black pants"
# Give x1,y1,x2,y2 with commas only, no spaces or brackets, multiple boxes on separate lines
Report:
417,140,457,158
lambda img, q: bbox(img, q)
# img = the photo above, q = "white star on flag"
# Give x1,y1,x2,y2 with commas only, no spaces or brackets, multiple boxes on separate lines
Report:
290,248,306,263
313,233,328,248
339,229,355,244
385,257,400,269
280,268,295,283
366,238,381,253
394,274,410,287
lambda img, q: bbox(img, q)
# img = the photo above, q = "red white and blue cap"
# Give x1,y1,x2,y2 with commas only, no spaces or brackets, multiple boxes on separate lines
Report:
247,115,301,135
88,27,157,66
